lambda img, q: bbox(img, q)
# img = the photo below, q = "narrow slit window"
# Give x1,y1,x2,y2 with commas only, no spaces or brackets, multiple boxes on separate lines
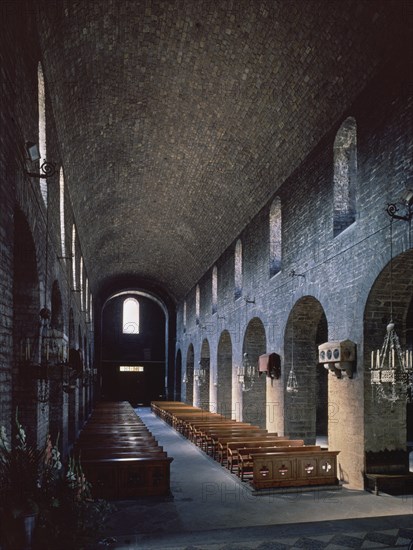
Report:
212,265,218,314
123,297,140,334
80,257,84,310
196,284,200,323
234,239,242,299
38,62,47,206
59,168,66,258
71,225,76,290
333,117,357,237
269,197,282,277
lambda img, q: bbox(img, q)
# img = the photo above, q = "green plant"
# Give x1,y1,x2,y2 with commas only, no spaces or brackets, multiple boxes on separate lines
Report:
0,412,62,518
0,413,114,549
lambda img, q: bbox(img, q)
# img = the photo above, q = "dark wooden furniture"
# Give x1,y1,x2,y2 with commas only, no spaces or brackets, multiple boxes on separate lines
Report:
364,449,413,495
75,401,173,498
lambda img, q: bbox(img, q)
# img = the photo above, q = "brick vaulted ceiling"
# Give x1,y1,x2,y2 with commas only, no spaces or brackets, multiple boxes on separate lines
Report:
36,0,409,302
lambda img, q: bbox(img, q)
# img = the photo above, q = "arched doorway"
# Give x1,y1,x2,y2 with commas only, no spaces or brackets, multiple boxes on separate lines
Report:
12,208,41,444
199,339,210,410
217,331,232,418
242,318,266,429
364,250,413,459
49,280,67,454
185,344,194,405
175,349,182,401
284,296,327,443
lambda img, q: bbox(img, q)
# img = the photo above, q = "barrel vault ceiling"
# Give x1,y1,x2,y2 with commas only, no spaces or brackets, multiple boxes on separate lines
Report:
36,0,408,302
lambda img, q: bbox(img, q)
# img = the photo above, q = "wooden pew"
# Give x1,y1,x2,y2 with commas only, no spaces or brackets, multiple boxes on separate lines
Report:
237,443,316,480
215,433,283,464
75,401,173,498
227,439,301,472
151,400,340,492
202,427,268,455
251,448,340,489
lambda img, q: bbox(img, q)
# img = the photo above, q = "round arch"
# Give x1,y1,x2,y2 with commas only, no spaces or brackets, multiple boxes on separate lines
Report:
12,207,41,443
242,317,267,428
199,338,211,410
364,249,413,454
217,330,232,418
186,343,195,405
284,296,327,443
175,349,182,401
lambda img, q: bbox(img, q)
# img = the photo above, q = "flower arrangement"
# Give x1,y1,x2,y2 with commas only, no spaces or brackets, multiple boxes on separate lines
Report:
0,412,114,549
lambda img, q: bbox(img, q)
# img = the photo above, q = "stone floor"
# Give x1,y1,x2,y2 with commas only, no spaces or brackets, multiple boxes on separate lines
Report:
88,408,413,550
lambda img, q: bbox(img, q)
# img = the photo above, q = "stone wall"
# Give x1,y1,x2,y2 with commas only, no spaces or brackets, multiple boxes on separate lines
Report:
176,57,413,489
0,1,93,456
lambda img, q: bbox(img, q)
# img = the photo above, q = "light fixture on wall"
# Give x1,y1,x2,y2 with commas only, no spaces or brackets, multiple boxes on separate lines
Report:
182,372,189,384
237,352,256,392
194,360,207,386
370,218,413,408
25,141,56,179
386,189,413,222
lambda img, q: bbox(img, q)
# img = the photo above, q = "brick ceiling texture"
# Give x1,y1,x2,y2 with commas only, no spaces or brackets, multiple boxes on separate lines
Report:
36,0,408,302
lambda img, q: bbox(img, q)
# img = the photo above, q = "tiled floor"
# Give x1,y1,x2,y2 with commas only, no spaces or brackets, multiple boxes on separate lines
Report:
89,408,413,550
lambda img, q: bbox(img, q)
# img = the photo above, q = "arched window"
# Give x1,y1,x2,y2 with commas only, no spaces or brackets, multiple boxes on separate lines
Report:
333,117,357,237
59,168,66,258
80,257,84,310
269,197,282,277
89,294,93,325
212,265,218,314
234,239,242,299
183,300,187,331
85,278,89,316
71,225,76,290
38,62,47,206
195,284,200,323
123,297,139,334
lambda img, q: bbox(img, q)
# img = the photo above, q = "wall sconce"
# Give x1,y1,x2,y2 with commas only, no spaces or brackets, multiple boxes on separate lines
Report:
25,141,56,179
386,189,413,222
318,340,356,379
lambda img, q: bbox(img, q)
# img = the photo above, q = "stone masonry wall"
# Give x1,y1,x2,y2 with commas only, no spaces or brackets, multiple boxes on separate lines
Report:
176,57,413,489
0,1,93,456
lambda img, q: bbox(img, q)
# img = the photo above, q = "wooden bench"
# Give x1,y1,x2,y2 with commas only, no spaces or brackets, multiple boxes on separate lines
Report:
251,448,340,489
364,449,413,495
227,439,302,473
81,456,173,499
193,424,259,451
237,443,316,480
214,433,282,463
75,401,173,498
204,428,270,456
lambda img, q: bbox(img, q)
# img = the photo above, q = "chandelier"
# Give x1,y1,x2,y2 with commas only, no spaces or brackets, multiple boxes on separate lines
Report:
370,214,413,407
370,320,413,407
237,352,256,392
17,307,89,395
194,360,207,386
286,271,301,394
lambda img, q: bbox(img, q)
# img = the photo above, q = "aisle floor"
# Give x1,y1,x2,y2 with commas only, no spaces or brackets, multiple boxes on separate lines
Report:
90,407,413,550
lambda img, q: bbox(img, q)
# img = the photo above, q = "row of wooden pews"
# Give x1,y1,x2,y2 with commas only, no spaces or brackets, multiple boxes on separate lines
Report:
74,401,173,499
151,401,339,491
